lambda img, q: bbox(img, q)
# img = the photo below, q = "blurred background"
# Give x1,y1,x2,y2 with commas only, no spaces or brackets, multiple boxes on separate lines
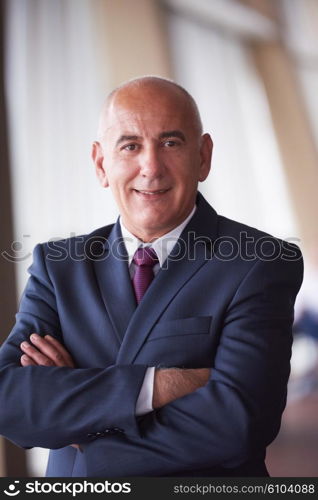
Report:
0,0,317,477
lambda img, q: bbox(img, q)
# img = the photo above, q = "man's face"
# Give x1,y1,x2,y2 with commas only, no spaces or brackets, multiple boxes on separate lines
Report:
92,83,212,242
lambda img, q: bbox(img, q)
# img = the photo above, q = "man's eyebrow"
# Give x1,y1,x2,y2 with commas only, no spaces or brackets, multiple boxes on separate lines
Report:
159,130,186,142
116,135,141,147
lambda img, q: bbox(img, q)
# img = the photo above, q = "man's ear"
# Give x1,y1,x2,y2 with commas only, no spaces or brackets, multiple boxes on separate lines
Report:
91,141,109,188
198,133,213,182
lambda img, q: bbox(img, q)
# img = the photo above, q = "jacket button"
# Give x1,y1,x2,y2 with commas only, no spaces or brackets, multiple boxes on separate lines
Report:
102,428,124,435
87,428,125,439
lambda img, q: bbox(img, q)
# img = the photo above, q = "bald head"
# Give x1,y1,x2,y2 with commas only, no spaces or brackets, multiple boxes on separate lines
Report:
97,76,203,142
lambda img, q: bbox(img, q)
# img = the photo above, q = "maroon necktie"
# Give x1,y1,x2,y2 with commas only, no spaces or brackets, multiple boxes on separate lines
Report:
132,247,159,304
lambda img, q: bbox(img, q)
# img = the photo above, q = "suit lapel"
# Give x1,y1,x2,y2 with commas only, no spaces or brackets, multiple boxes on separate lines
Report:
93,221,136,345
116,193,219,363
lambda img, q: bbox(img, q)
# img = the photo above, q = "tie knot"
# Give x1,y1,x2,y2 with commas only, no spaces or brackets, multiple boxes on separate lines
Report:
133,247,158,267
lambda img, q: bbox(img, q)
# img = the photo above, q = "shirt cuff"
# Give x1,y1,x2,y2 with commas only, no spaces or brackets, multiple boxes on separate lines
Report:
135,366,155,416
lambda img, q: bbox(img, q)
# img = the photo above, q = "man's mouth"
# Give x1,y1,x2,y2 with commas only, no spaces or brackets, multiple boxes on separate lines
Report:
133,189,170,196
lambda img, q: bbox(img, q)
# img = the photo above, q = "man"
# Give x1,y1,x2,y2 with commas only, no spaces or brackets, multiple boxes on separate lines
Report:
0,76,303,477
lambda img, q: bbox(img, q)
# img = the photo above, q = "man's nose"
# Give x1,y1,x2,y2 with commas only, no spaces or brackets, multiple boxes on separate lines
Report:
139,146,164,177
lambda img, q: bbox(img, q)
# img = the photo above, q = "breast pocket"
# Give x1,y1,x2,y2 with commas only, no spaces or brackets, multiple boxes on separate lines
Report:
136,316,216,368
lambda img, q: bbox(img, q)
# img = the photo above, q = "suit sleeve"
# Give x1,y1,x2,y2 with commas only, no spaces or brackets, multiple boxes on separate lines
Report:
0,244,147,449
81,249,303,476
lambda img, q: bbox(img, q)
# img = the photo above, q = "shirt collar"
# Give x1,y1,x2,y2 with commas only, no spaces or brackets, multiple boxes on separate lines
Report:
119,205,196,267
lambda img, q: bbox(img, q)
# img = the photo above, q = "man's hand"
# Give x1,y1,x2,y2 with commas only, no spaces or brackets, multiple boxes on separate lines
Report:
153,367,211,409
20,333,80,449
20,334,75,368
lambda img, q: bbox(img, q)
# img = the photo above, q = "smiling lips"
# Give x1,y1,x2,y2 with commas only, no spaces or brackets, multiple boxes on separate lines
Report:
133,189,170,197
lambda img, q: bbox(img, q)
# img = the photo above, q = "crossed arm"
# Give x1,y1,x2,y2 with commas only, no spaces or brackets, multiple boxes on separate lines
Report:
19,334,210,451
20,334,211,409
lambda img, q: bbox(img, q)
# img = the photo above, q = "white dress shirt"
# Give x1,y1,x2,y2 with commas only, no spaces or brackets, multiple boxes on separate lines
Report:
119,206,196,415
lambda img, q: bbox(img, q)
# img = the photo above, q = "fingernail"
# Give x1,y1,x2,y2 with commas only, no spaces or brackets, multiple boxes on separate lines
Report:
30,334,39,341
21,342,29,349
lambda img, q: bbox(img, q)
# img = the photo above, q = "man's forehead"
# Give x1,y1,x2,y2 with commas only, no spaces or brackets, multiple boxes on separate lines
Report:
98,81,199,140
105,101,186,136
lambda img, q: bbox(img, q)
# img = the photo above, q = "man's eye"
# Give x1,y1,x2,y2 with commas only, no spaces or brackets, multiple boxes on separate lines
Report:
123,144,138,151
163,140,178,148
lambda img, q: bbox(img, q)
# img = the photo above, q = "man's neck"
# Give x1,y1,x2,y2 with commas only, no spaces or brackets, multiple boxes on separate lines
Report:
121,207,197,243
120,206,197,267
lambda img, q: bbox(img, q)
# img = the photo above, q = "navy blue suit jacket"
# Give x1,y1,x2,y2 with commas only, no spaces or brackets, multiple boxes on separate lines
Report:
0,193,303,476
